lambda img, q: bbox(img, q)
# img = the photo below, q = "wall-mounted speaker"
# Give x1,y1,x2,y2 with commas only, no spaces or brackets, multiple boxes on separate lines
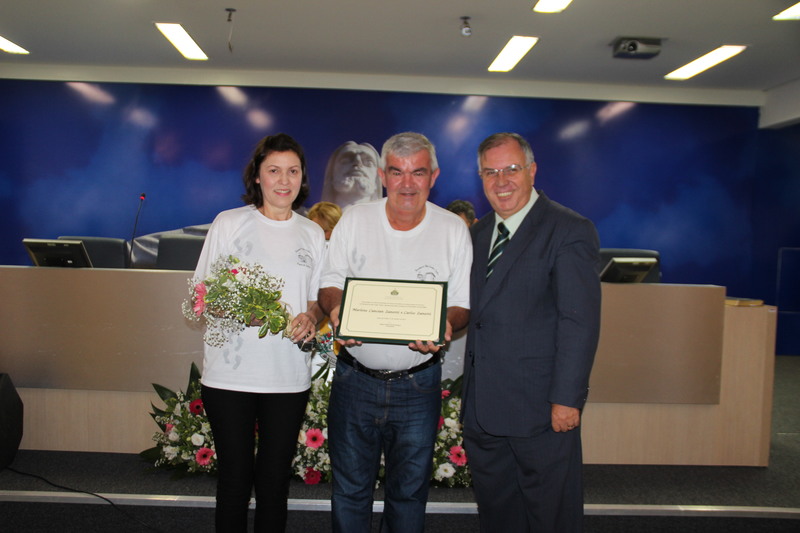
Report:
0,373,23,470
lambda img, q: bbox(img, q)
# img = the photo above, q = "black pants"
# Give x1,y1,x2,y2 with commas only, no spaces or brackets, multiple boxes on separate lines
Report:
202,385,310,533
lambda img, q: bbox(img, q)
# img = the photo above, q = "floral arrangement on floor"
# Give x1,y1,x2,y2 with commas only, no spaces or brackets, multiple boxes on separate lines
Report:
292,360,334,485
182,255,292,347
142,361,472,487
141,362,217,474
433,377,472,487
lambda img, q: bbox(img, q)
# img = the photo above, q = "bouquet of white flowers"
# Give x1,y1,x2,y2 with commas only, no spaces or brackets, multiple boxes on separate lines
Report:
182,255,292,347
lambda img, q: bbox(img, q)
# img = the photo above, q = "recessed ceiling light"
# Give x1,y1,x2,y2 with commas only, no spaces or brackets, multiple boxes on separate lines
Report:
0,35,29,54
488,36,539,72
155,23,208,60
664,45,746,81
532,0,573,13
773,2,800,20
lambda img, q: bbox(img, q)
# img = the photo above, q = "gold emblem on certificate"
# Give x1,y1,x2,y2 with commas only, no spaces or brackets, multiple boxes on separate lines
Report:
336,278,447,344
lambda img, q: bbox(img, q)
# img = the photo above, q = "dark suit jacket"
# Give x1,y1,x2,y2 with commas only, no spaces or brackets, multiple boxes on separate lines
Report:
462,191,602,437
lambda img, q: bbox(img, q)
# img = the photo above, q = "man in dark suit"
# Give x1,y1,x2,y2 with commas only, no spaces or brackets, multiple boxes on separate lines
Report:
462,132,602,533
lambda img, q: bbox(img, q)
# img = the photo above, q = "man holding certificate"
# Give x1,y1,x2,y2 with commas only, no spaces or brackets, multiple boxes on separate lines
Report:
319,132,471,533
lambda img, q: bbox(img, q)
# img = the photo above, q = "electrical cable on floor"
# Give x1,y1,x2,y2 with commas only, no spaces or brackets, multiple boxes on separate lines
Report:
6,466,167,533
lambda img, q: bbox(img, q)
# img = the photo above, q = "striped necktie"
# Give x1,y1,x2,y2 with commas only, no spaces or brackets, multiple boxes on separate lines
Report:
486,222,509,279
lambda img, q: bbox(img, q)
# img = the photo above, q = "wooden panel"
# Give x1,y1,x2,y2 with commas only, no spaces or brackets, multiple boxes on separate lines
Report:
2,267,776,465
582,304,776,466
590,283,725,404
0,266,203,393
17,388,159,453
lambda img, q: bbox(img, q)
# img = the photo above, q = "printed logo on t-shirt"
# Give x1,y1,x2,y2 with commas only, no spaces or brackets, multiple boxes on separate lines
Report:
296,248,314,269
415,265,439,281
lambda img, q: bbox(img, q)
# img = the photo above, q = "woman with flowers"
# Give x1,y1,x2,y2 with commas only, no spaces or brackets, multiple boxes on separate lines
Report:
193,133,325,533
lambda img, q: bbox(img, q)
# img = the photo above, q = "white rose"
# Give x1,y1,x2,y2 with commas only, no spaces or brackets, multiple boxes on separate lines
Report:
168,429,180,442
191,433,204,446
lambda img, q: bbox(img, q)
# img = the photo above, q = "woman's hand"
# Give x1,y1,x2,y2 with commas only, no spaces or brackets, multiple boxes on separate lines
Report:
288,312,317,344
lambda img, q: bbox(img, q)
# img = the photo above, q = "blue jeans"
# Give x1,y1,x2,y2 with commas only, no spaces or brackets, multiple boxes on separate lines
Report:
328,355,442,533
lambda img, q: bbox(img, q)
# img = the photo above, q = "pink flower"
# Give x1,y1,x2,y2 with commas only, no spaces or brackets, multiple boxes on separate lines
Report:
230,268,239,275
305,428,325,449
304,467,322,485
449,445,467,466
189,399,204,415
438,416,444,430
193,283,207,316
441,390,451,398
195,447,214,466
165,423,174,433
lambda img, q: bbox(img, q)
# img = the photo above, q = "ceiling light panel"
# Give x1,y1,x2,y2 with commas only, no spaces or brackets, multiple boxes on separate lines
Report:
155,23,208,61
664,45,747,81
533,0,574,13
488,36,539,72
773,2,800,20
0,35,30,54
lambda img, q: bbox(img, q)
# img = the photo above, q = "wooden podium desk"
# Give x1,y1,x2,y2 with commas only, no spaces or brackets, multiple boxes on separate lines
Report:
0,267,776,465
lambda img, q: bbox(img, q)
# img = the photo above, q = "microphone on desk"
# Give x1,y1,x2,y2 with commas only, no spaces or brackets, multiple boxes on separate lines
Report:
128,193,146,267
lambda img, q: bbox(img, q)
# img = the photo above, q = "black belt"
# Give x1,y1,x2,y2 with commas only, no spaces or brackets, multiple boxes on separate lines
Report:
338,348,440,381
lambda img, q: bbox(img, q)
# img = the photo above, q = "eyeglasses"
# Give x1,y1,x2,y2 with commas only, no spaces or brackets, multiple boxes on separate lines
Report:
479,164,530,180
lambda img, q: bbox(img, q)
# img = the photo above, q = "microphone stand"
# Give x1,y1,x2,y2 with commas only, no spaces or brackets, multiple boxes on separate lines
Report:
129,193,146,267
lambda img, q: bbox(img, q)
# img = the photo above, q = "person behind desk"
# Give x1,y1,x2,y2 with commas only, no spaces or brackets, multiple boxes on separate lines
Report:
194,133,325,532
319,132,472,533
462,132,601,533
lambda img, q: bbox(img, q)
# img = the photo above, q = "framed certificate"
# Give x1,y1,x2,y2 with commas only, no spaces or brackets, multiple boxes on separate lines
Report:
336,277,448,344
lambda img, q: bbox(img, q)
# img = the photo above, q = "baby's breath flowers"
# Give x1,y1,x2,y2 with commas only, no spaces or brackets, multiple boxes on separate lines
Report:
182,255,292,347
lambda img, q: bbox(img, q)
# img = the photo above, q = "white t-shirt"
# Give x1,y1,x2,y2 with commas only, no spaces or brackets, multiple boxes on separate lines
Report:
194,205,325,393
320,198,472,370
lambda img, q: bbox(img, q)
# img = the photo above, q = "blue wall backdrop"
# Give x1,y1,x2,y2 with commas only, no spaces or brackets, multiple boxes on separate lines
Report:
1,79,798,346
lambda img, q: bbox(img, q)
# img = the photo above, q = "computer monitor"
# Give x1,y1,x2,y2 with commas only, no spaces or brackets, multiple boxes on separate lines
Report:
23,238,93,268
600,256,657,283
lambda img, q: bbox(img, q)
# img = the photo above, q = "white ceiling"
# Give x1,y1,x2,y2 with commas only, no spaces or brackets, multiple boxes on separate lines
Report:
1,0,799,94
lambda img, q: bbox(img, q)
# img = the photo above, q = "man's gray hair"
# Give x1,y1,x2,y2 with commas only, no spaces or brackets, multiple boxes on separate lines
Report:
477,132,535,169
381,132,439,171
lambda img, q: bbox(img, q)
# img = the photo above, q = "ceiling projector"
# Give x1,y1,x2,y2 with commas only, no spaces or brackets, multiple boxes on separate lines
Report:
612,37,661,59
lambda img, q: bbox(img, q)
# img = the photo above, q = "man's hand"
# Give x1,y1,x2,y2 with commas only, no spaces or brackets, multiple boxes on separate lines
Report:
551,403,580,432
408,320,452,353
408,306,468,353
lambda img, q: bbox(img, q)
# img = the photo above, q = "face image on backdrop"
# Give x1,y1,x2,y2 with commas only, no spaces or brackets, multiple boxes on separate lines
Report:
321,141,383,209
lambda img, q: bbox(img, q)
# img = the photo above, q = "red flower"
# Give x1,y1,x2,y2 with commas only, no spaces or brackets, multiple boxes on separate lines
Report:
305,428,325,449
449,445,467,466
304,467,322,485
438,416,444,430
189,399,204,415
230,268,239,275
195,447,214,466
441,390,451,398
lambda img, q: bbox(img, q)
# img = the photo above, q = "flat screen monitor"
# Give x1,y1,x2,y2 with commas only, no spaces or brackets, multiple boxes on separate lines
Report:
23,238,93,268
600,256,657,283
